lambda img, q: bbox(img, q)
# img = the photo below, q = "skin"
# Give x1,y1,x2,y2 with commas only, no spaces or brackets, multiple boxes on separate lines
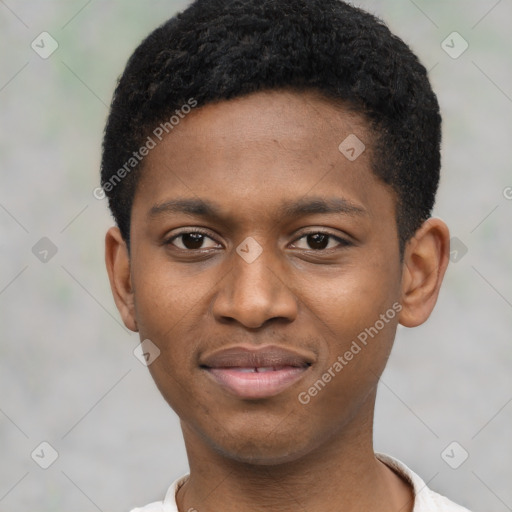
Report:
105,89,450,512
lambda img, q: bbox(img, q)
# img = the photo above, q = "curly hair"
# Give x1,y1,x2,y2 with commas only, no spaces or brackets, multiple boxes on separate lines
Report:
101,0,441,253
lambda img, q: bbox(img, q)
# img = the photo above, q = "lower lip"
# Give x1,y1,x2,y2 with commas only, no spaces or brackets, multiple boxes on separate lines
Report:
205,366,310,399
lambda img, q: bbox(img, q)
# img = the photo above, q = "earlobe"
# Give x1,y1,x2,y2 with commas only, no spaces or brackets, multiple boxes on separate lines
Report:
398,218,450,328
105,227,138,332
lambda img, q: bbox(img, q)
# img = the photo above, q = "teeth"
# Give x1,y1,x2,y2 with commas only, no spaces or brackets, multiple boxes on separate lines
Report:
229,366,291,373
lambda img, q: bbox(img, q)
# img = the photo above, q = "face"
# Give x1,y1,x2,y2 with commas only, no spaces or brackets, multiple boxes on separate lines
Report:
108,89,430,465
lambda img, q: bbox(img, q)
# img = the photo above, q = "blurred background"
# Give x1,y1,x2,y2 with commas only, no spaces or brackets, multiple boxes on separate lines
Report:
1,1,511,510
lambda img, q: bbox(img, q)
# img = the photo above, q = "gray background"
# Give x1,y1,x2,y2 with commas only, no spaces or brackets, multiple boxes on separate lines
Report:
1,1,511,511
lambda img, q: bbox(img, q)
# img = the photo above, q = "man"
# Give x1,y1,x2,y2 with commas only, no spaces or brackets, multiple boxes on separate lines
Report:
101,0,471,510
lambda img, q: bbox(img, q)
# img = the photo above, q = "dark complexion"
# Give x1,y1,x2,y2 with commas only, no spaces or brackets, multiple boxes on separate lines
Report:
106,90,450,512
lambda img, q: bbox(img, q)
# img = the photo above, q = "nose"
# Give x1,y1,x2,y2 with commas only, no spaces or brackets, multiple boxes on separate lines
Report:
211,242,298,329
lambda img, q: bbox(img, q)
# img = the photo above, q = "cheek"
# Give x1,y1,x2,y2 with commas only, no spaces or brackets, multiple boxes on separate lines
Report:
130,261,200,382
131,246,207,335
129,249,221,400
294,279,400,430
133,266,203,414
301,258,400,335
295,256,402,395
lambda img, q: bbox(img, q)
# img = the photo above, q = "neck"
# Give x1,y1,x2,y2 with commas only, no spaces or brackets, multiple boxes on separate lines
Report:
175,393,414,512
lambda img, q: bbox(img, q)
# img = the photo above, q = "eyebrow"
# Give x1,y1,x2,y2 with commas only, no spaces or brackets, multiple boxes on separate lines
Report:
148,196,367,221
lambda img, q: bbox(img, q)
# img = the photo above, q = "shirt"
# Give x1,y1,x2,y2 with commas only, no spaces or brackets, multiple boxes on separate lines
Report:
130,452,472,512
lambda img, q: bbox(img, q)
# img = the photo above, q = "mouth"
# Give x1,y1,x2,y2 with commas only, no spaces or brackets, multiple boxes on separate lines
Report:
200,345,313,399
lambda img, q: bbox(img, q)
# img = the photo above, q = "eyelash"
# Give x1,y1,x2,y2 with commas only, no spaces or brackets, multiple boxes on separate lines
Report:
165,228,351,252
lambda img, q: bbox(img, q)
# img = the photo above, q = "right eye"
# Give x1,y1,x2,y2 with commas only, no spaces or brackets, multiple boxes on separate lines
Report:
165,230,222,251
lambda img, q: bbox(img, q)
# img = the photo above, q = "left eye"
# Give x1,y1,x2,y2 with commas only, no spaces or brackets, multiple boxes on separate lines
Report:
292,232,348,251
168,232,220,250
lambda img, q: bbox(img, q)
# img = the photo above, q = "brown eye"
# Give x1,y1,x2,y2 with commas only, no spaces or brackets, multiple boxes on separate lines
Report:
167,231,220,250
292,232,350,251
306,233,330,250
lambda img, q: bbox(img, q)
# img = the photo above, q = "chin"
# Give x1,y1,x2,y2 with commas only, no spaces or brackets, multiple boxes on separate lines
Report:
215,443,310,466
204,423,319,466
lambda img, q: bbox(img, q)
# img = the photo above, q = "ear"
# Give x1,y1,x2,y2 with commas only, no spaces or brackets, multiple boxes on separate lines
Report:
399,217,450,327
105,227,138,332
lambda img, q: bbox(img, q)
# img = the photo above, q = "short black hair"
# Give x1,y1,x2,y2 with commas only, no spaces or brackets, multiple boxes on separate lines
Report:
101,0,441,253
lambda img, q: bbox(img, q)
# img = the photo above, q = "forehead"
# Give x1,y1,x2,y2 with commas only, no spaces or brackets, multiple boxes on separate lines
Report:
156,89,369,161
133,89,394,225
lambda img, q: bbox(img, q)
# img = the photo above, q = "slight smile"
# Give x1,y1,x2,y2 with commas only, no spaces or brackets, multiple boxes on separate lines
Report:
200,345,314,399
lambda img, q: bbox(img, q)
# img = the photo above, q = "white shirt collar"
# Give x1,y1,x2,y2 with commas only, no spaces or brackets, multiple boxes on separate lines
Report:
131,452,471,511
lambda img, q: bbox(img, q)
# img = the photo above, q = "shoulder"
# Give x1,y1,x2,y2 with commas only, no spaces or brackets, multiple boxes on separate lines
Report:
129,503,164,512
422,488,473,511
128,474,189,512
375,452,473,512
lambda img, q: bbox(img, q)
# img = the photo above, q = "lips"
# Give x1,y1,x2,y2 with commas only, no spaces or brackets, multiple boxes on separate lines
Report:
200,345,314,369
200,345,313,399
